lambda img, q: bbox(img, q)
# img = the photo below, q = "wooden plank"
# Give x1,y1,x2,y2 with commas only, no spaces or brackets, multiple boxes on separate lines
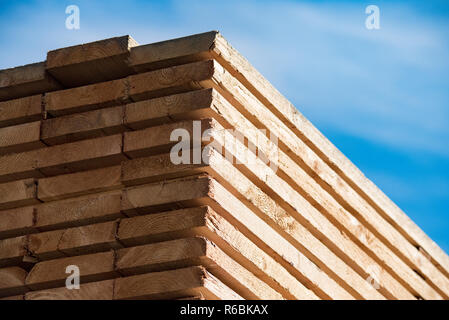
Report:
118,207,317,300
46,36,138,87
0,62,61,101
37,134,126,176
130,31,449,281
44,78,129,116
124,88,213,129
0,94,42,128
37,165,122,202
35,190,123,231
0,206,36,240
41,106,125,145
25,251,117,290
206,122,411,299
0,267,28,297
121,117,403,299
129,31,216,72
123,153,365,299
0,178,38,210
114,266,242,300
0,134,125,183
0,121,44,155
205,90,439,299
28,229,66,260
127,60,214,102
0,236,27,267
122,152,382,300
29,221,121,259
213,33,449,280
25,279,114,300
120,179,320,300
120,175,211,215
200,63,449,298
123,118,211,159
116,237,283,300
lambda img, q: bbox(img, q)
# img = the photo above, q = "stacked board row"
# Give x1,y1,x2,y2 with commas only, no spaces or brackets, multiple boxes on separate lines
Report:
1,32,448,300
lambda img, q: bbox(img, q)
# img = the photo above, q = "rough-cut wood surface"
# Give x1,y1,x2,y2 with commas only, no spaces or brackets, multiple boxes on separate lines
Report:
29,220,121,259
123,118,212,159
26,251,117,290
0,121,43,155
124,88,213,130
117,206,317,300
200,91,437,299
45,78,129,116
200,67,449,298
0,236,27,267
35,191,123,231
116,237,283,300
129,31,449,282
129,31,216,72
41,106,125,145
127,60,213,101
0,178,38,210
0,267,28,297
114,266,242,300
1,32,448,300
37,165,122,202
47,35,138,87
121,177,323,299
0,62,61,101
0,94,42,128
0,134,125,183
0,206,36,240
25,279,114,300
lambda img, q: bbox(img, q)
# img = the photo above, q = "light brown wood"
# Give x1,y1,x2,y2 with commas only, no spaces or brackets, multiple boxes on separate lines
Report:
41,106,125,145
0,121,44,155
25,279,114,300
29,220,121,259
129,31,216,72
0,267,28,297
123,118,212,158
114,266,242,300
0,94,42,128
0,134,125,183
0,236,27,267
44,78,129,116
127,60,213,101
26,251,117,290
212,33,449,280
0,178,38,210
124,88,214,129
0,62,61,101
37,165,122,202
0,206,36,240
199,63,449,298
35,190,123,231
120,178,320,300
47,36,138,87
129,31,449,282
117,206,316,300
205,90,438,299
116,237,283,300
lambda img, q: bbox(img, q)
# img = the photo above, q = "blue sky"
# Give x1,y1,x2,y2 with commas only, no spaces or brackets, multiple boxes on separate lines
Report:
0,0,448,253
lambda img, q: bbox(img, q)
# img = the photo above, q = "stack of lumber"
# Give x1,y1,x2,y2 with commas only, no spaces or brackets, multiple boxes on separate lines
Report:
1,32,448,300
